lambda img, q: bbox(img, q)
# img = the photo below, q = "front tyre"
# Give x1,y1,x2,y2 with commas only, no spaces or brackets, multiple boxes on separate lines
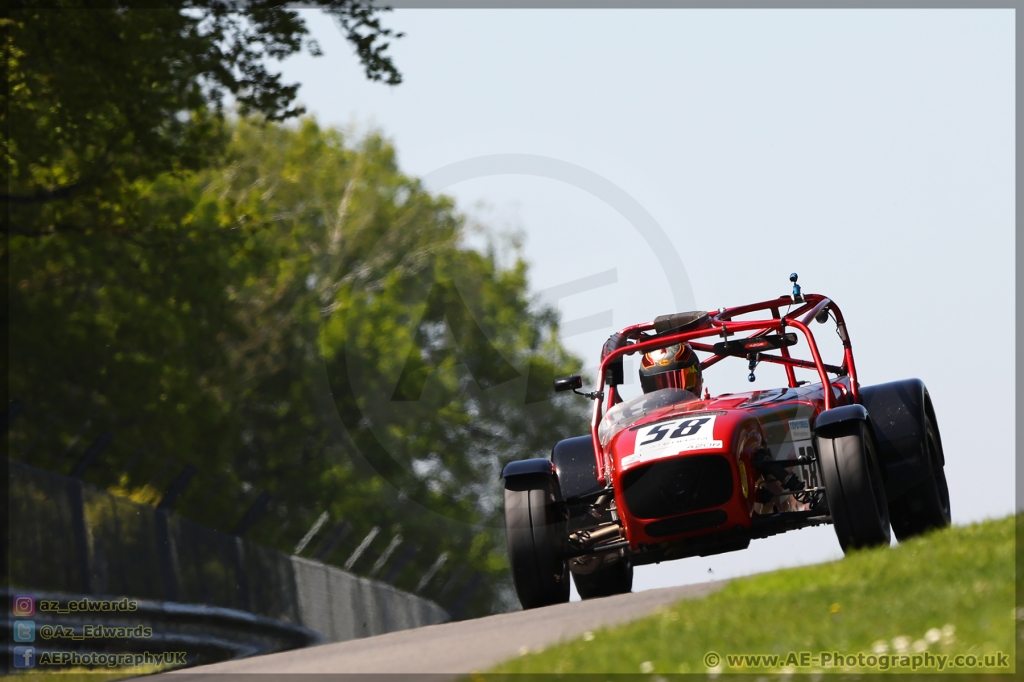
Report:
504,474,570,609
888,414,951,541
572,559,633,599
817,419,891,553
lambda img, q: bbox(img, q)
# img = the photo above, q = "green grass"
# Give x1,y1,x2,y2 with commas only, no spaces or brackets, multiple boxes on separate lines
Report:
487,515,1017,676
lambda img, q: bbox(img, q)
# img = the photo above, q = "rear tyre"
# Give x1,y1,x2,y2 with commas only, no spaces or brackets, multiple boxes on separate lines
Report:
504,474,570,609
888,415,951,541
817,419,891,553
572,559,633,599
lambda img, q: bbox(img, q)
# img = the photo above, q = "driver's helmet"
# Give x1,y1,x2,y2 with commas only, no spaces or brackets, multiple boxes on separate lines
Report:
639,342,702,395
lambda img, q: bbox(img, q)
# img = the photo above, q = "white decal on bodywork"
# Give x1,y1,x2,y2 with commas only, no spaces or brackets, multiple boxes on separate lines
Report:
789,418,811,441
622,415,723,467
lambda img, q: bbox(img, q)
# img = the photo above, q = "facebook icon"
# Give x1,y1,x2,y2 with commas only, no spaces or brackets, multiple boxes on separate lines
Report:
13,646,35,669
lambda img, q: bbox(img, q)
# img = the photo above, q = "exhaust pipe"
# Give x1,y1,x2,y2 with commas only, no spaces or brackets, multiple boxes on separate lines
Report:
569,523,623,548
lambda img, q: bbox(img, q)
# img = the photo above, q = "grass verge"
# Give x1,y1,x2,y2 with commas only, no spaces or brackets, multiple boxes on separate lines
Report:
488,515,1017,676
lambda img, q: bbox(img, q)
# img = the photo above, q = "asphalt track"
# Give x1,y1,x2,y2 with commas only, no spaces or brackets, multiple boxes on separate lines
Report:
167,580,727,676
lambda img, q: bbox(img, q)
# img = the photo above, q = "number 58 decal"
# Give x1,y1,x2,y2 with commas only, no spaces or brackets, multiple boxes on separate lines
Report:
622,415,723,467
639,417,712,445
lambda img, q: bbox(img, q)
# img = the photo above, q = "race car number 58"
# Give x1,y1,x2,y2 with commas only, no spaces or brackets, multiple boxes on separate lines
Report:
622,415,723,466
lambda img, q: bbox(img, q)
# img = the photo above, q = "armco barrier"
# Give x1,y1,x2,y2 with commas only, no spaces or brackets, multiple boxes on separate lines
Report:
7,459,448,669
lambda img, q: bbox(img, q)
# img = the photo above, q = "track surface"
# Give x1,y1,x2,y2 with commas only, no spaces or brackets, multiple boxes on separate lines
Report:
168,580,727,675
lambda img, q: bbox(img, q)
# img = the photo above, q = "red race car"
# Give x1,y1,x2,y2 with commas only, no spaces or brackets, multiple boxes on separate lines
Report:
502,275,951,608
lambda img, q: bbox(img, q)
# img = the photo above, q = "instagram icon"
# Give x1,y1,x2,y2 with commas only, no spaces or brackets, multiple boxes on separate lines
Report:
13,595,35,617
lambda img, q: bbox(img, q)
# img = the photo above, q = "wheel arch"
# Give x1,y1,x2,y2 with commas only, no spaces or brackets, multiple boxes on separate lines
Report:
502,458,559,492
550,435,603,500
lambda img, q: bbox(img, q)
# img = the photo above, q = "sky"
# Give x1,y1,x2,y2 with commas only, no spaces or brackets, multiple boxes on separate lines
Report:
274,9,1015,596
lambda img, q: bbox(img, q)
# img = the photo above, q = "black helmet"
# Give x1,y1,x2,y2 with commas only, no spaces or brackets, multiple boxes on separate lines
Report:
639,343,702,395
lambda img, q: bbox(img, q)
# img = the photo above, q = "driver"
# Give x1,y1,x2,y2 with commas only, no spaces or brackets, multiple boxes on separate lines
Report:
639,343,702,395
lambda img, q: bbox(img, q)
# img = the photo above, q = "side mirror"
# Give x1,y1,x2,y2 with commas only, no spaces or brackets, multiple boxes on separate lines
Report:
553,375,583,393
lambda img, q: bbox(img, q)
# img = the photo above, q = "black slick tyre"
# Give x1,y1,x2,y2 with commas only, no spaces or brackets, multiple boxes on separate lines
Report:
504,474,570,609
572,559,633,599
888,415,951,541
817,419,891,553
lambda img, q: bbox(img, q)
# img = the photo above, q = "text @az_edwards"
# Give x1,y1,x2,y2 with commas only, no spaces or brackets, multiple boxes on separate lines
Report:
38,624,153,640
704,650,1011,672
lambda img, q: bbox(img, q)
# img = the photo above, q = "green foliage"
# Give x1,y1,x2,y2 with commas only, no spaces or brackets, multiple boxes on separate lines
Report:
4,0,401,238
9,117,590,617
490,516,1017,675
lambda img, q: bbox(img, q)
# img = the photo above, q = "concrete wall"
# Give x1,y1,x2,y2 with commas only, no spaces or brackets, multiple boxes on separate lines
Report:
291,557,449,643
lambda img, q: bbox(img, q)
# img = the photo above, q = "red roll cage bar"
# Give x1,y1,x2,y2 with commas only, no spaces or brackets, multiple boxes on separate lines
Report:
589,293,858,485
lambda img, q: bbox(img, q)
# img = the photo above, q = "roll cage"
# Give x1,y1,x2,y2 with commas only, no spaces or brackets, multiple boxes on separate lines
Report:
590,293,858,485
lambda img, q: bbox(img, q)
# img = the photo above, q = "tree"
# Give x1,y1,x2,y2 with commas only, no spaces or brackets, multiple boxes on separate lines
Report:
8,118,590,617
4,0,402,237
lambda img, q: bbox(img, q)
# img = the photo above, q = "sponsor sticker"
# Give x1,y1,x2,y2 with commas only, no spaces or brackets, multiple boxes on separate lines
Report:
789,418,811,441
621,415,722,467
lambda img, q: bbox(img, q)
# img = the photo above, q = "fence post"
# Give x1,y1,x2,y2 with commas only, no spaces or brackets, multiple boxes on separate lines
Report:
368,535,402,578
383,544,419,584
70,432,112,478
157,464,198,511
434,563,466,602
311,521,352,562
232,491,272,537
293,511,329,555
233,537,251,613
65,477,93,594
343,526,380,572
153,508,179,603
415,553,448,594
